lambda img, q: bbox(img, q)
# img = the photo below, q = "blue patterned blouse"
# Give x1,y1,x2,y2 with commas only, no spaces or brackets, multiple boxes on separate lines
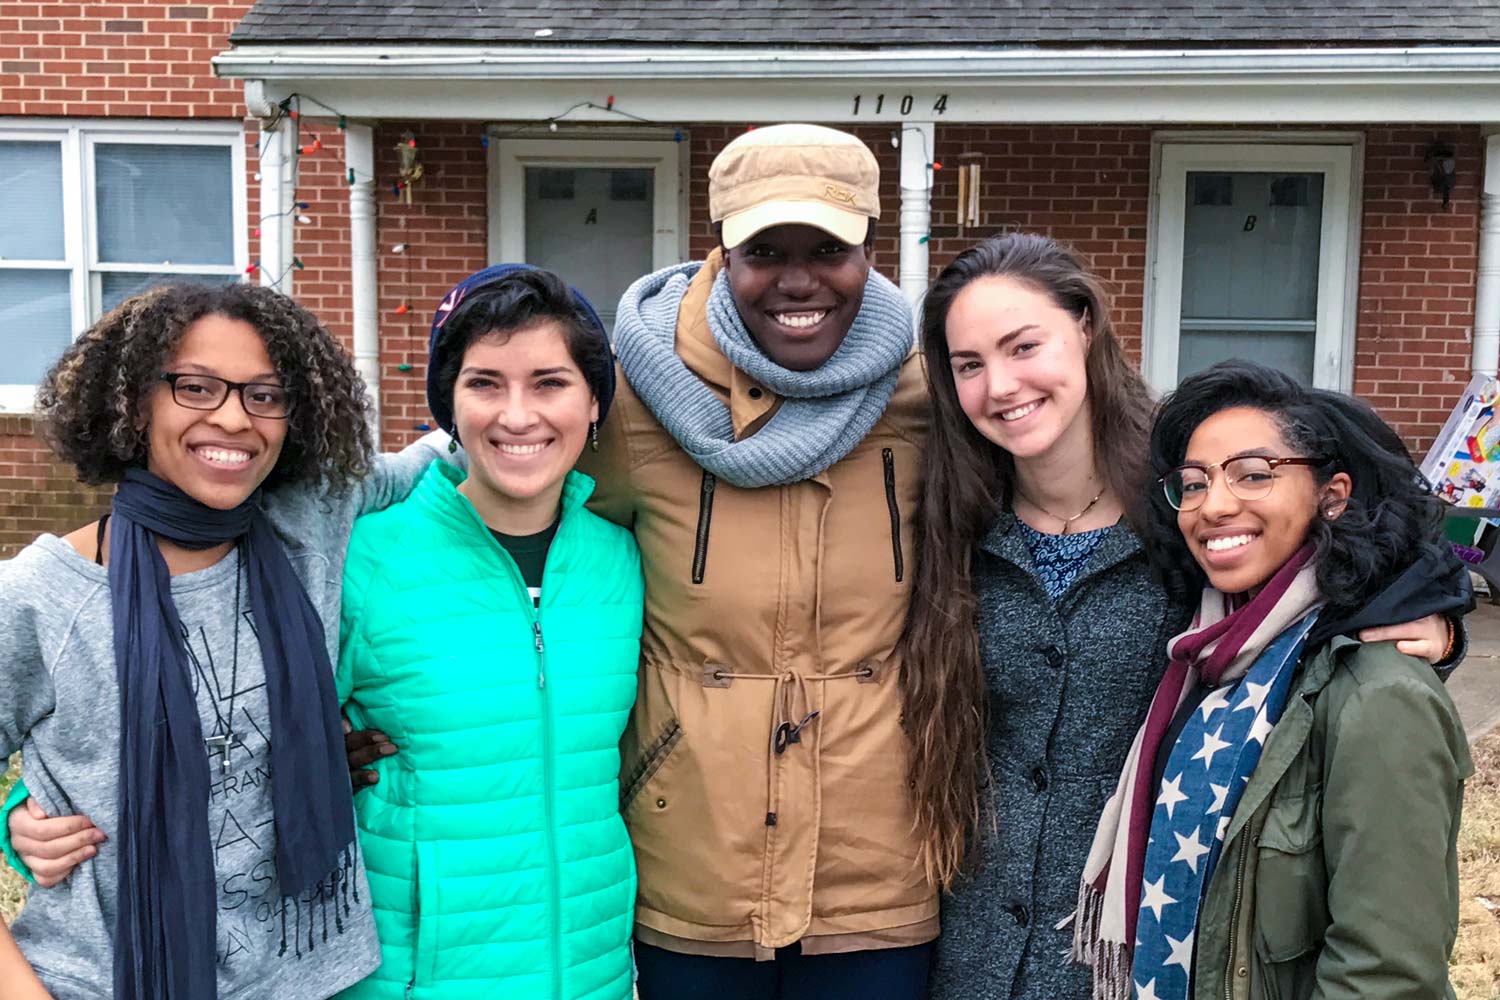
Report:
1018,520,1110,602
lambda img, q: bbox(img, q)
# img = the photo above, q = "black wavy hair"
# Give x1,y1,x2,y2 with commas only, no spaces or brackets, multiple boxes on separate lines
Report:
37,281,372,490
430,268,613,439
1145,360,1445,618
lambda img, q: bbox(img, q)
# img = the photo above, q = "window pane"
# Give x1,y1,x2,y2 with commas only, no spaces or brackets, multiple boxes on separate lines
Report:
0,269,72,385
0,142,65,261
99,271,240,315
95,143,234,265
1178,328,1315,385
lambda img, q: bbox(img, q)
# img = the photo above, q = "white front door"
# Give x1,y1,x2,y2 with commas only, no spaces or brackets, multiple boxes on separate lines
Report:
491,136,684,332
1145,141,1360,392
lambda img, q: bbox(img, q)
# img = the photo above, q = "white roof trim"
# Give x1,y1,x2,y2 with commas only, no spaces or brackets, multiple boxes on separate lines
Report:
218,45,1500,123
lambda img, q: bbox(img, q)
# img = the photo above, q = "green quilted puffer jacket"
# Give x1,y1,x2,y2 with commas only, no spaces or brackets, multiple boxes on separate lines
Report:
335,460,643,1000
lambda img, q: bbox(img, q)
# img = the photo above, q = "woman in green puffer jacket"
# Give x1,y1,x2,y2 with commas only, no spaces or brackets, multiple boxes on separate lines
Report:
335,265,643,1000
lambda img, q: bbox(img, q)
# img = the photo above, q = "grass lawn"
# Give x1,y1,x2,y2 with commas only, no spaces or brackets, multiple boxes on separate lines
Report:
1454,729,1500,999
5,739,1500,992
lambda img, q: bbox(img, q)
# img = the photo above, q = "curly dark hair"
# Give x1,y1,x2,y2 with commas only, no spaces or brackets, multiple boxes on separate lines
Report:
1144,360,1447,620
37,281,373,490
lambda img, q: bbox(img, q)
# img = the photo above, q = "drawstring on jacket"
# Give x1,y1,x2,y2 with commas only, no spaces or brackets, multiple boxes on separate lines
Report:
705,665,866,826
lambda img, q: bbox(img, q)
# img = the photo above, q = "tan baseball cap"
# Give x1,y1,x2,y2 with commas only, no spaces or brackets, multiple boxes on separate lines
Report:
709,123,880,249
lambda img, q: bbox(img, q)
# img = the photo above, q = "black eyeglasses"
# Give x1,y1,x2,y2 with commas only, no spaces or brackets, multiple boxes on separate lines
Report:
159,373,292,419
1161,456,1328,511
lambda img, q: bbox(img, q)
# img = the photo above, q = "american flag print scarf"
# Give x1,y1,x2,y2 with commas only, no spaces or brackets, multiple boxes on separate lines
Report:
1074,544,1323,1000
1128,610,1316,1000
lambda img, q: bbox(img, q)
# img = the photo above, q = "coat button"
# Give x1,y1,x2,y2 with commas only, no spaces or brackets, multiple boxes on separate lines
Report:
1031,767,1048,793
1042,645,1064,669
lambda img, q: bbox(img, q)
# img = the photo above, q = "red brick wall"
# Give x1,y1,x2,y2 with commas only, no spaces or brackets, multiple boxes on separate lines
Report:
372,121,492,448
926,125,1153,358
0,1,253,117
0,417,113,551
1353,125,1482,450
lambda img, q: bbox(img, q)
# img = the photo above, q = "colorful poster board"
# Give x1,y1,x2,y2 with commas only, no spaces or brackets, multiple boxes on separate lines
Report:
1420,373,1500,513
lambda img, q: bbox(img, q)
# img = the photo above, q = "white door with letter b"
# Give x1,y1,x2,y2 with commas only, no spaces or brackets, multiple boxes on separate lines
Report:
1146,141,1359,392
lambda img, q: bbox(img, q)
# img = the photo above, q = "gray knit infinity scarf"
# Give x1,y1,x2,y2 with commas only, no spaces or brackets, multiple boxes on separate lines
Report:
613,262,913,488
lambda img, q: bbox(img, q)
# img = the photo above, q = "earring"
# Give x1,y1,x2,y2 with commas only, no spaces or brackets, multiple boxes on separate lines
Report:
447,426,460,454
589,421,599,452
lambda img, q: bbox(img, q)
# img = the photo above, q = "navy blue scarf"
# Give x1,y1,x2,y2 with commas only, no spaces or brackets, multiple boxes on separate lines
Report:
109,469,353,999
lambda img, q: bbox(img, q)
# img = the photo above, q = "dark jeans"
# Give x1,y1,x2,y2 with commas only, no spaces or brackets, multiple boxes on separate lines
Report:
634,940,934,1000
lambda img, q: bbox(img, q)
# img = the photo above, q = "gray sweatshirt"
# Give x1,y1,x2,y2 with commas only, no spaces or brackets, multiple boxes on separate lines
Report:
0,443,439,1000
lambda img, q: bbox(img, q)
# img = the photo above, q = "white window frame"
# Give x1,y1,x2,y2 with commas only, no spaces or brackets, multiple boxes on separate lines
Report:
0,119,248,412
486,132,688,272
1143,134,1363,394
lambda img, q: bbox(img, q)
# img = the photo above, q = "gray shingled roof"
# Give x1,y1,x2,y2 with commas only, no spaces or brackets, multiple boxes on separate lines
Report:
229,0,1500,46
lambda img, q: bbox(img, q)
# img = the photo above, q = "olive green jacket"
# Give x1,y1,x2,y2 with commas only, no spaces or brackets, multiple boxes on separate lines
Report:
1194,636,1472,1000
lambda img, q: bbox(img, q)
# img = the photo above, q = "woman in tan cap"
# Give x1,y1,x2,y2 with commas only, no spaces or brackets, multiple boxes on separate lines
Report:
586,123,935,997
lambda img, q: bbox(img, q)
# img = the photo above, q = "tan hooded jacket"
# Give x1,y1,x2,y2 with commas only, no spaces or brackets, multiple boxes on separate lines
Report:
580,251,936,958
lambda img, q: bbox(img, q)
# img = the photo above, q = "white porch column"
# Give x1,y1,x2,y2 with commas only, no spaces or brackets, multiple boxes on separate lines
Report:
1475,130,1500,376
257,117,295,295
345,123,381,445
897,122,935,323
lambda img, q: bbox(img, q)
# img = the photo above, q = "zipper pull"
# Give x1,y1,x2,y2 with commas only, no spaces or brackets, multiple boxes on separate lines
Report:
534,622,546,689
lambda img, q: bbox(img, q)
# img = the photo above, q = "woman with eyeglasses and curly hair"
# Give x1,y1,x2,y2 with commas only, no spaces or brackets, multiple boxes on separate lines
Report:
1069,359,1470,1000
0,282,448,1000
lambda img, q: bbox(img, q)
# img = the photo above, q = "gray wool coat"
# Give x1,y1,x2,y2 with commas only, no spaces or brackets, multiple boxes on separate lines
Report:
929,509,1191,1000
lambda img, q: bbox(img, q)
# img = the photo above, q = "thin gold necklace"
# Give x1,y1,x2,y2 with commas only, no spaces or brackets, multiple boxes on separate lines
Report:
1018,487,1107,535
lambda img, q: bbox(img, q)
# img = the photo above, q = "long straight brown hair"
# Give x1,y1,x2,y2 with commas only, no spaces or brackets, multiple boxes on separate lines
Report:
898,233,1155,889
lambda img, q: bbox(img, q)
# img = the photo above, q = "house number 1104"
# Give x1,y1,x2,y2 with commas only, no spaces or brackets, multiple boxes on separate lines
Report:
851,94,949,116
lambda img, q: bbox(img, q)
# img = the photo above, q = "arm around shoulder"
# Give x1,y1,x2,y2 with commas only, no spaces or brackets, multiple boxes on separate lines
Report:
1313,647,1470,998
355,431,454,518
